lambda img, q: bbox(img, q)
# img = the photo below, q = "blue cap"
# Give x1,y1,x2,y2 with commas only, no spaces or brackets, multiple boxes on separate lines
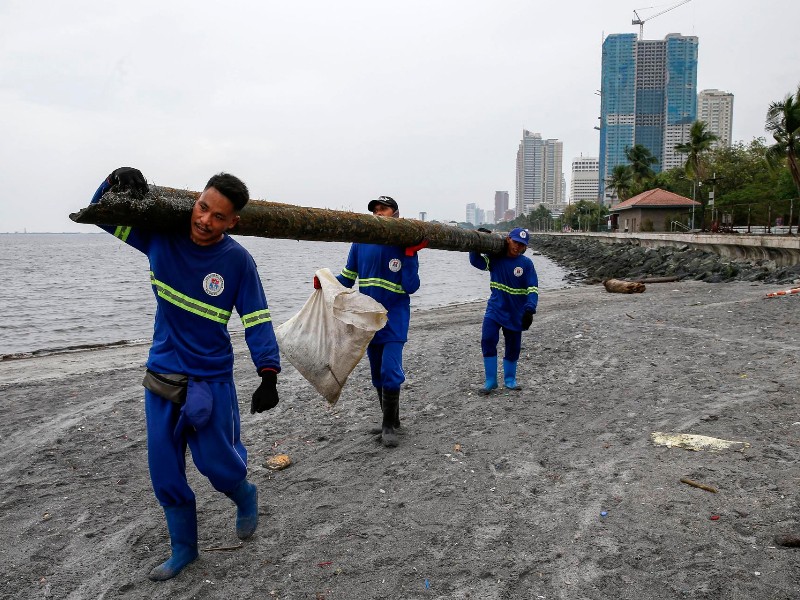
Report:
508,227,529,246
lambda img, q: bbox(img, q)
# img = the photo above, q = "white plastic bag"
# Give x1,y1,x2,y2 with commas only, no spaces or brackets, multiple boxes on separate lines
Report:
275,268,388,405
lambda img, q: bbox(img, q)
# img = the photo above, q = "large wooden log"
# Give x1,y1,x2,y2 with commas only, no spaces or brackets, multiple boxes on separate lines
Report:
69,186,507,254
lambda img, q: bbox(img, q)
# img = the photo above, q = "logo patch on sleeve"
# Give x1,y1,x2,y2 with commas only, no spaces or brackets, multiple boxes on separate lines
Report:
203,273,225,296
388,258,402,272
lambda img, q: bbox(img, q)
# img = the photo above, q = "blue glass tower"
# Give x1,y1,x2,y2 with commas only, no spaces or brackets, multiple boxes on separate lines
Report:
599,33,698,203
662,34,699,171
599,34,636,202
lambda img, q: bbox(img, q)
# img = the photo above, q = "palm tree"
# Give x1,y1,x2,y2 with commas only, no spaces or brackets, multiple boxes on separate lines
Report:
765,85,800,198
605,164,634,204
675,120,718,230
625,144,658,190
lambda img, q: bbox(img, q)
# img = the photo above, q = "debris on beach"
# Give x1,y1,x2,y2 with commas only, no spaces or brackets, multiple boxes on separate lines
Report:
265,454,292,470
651,432,750,452
680,477,718,493
603,279,646,294
774,534,800,547
203,542,244,552
765,286,800,298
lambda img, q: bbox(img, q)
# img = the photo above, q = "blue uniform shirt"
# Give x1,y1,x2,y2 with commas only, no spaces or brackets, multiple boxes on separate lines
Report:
470,250,539,331
336,243,420,344
91,180,281,381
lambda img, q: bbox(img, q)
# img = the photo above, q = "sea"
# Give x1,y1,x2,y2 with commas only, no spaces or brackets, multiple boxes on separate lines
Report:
1,233,570,358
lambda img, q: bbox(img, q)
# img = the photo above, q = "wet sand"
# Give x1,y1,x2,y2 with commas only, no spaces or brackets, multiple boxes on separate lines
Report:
1,281,799,599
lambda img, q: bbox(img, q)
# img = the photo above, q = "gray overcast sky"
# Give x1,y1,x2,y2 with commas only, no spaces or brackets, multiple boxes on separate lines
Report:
2,0,798,232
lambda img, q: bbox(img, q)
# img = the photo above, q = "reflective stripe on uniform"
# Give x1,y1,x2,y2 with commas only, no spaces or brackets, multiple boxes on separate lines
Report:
114,226,132,242
359,277,405,294
340,267,358,281
480,255,490,270
241,309,271,328
490,281,534,296
149,272,232,324
528,286,539,295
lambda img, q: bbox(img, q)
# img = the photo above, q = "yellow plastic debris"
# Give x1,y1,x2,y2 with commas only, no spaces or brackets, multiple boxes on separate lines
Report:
651,432,750,452
265,454,292,470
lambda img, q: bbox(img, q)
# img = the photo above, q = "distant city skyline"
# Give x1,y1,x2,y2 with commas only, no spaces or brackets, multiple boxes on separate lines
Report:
4,2,794,232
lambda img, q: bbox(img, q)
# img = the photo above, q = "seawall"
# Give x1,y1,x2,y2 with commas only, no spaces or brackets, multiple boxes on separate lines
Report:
545,232,800,267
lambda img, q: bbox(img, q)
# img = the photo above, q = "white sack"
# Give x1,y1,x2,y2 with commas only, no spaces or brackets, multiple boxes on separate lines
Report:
275,268,388,405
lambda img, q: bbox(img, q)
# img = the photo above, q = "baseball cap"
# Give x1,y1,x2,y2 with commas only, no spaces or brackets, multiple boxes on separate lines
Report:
367,195,399,213
508,227,529,246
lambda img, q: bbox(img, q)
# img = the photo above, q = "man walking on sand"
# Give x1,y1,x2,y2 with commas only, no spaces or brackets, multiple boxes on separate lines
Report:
89,167,281,581
470,227,538,394
321,195,426,447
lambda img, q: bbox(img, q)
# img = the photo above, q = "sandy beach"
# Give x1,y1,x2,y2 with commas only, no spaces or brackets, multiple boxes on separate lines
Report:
2,280,799,599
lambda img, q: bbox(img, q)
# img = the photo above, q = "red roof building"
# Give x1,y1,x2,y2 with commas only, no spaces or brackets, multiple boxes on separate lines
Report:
609,188,700,232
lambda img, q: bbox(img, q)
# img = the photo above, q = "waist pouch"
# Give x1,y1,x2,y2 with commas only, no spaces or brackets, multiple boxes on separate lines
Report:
142,369,189,404
174,379,214,439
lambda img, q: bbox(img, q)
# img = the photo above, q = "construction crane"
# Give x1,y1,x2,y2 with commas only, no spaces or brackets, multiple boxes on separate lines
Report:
632,0,692,40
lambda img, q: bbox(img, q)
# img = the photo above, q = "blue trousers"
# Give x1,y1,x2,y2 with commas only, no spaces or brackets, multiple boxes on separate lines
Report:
481,316,522,362
367,341,406,391
144,381,248,507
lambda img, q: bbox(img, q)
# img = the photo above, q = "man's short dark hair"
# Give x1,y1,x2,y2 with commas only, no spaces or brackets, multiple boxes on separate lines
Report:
205,173,250,211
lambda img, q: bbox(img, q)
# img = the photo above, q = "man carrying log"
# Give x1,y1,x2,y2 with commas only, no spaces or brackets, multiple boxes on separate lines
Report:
321,195,426,447
88,167,281,581
470,227,539,394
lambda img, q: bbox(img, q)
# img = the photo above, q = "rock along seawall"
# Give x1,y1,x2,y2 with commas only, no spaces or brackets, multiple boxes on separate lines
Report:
532,233,800,285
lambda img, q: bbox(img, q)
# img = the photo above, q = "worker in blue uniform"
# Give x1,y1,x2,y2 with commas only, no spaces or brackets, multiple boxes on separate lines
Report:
90,167,281,581
323,196,425,447
470,227,538,394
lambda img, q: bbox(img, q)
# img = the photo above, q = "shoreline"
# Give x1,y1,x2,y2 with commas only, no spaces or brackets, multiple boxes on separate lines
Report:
2,281,799,599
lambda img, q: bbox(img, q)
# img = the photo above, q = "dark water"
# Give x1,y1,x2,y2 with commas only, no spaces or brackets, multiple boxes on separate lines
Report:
1,233,569,357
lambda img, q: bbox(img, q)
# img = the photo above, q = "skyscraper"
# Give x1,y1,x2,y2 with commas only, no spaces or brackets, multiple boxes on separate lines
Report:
515,130,563,215
570,156,600,203
698,89,734,148
494,191,509,223
466,203,478,225
599,32,698,201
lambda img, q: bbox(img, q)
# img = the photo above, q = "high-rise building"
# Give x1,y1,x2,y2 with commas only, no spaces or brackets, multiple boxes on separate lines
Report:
486,210,495,224
570,156,600,203
599,33,698,201
515,130,563,215
661,34,699,171
494,191,509,223
698,89,734,148
465,203,478,225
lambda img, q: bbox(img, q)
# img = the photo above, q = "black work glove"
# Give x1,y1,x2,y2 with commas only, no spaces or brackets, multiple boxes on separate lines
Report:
251,370,279,413
477,227,493,234
521,309,535,331
107,167,149,199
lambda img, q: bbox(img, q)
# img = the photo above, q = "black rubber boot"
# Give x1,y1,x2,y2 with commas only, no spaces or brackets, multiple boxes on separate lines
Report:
370,387,384,434
381,389,400,448
148,501,199,581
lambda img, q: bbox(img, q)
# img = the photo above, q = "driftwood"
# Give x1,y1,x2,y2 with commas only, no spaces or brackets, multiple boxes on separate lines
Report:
679,477,718,493
69,186,507,254
603,279,646,294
